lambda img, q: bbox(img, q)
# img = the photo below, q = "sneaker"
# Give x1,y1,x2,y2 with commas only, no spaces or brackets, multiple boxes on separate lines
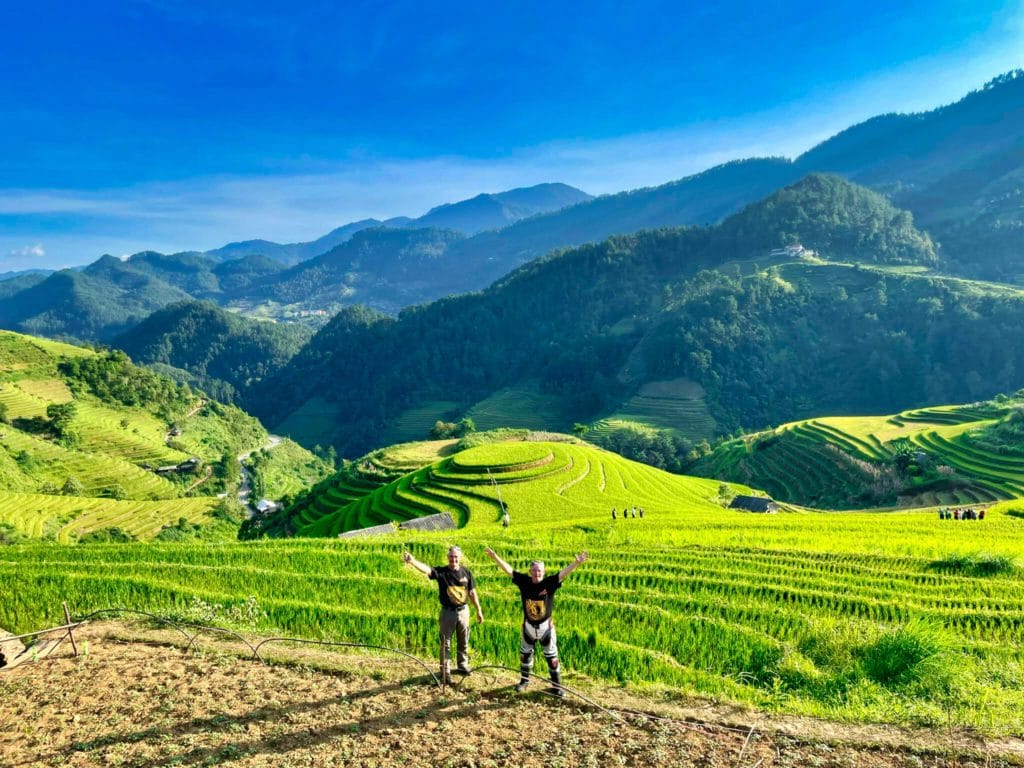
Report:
547,686,566,699
455,666,471,675
514,679,530,692
442,673,454,686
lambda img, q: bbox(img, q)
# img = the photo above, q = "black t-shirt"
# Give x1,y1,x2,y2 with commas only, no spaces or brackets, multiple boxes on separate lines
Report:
429,565,475,609
512,571,561,625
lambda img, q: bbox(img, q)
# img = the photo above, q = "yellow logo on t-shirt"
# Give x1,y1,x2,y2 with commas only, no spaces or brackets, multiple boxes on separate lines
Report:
525,598,546,622
447,585,467,606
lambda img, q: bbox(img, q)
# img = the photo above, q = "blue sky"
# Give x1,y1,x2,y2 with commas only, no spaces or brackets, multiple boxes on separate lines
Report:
1,0,1021,270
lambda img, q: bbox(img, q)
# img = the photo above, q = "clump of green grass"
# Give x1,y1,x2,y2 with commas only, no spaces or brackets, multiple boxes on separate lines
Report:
928,552,1017,577
859,621,949,689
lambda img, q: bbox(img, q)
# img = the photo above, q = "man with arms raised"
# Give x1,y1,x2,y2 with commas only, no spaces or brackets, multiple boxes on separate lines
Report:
403,546,484,685
483,547,589,698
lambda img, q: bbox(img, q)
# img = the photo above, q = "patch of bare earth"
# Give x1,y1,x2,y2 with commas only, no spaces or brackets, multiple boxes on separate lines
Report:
0,623,1021,768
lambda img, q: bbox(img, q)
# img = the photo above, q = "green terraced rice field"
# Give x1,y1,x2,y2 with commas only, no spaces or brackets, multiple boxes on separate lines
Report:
698,403,1024,509
0,491,217,542
466,383,567,431
379,401,460,445
274,397,344,448
0,382,49,420
3,492,1023,731
73,401,188,466
297,440,741,538
0,429,180,499
372,440,457,473
15,379,74,403
598,378,717,440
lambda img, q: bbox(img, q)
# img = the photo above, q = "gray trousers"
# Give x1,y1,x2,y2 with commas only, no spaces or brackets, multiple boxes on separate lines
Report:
439,606,469,672
520,618,559,678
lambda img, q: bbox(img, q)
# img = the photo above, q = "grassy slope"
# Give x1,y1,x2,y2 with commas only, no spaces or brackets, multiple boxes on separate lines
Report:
249,438,334,500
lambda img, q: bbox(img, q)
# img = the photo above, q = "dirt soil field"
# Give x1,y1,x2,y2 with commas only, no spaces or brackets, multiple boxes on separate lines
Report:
1,623,1022,768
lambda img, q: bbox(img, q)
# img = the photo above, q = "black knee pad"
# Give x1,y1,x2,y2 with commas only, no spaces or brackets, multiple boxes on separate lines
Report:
520,652,533,665
546,656,559,670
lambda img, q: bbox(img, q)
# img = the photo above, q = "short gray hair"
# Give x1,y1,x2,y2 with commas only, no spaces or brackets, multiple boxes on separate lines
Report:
448,546,463,556
530,559,545,569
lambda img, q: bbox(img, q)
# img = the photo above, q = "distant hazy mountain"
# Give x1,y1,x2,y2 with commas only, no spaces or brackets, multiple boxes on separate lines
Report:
204,219,384,266
0,272,48,299
202,182,591,265
114,300,312,403
413,183,592,234
236,227,468,314
439,158,802,294
0,268,52,282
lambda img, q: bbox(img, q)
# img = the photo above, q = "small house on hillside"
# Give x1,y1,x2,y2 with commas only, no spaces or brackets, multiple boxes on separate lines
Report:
154,457,202,475
729,495,779,513
768,244,815,259
255,499,278,514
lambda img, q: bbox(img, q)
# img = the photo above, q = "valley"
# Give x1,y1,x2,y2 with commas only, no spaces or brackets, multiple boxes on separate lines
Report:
2,66,1024,759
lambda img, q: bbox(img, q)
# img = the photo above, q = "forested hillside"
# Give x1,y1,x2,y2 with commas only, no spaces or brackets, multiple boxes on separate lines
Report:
114,301,312,403
0,257,192,341
124,251,287,297
250,175,1016,457
796,70,1024,281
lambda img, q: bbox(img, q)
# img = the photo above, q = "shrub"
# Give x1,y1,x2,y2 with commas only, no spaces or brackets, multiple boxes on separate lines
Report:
61,477,85,496
79,527,136,544
0,523,23,545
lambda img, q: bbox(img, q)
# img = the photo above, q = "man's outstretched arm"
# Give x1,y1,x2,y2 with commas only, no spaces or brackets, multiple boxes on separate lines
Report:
403,551,433,577
558,551,589,582
483,546,514,577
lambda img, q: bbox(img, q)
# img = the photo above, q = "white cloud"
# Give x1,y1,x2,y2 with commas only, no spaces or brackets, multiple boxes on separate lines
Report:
3,243,48,271
8,243,46,259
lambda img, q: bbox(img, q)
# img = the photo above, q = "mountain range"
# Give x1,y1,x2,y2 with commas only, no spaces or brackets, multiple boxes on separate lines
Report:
1,71,1023,457
248,174,1024,457
202,182,593,265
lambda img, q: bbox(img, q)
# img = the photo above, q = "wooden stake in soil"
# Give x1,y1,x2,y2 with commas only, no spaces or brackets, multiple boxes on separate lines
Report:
62,602,79,657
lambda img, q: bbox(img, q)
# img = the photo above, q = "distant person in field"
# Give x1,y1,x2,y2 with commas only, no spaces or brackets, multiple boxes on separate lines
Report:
403,546,483,685
483,546,589,698
502,511,510,528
